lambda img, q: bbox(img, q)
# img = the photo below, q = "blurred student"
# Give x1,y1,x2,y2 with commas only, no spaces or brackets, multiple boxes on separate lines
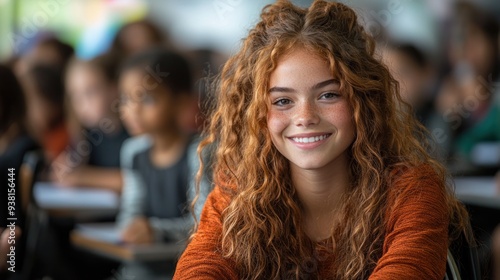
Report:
117,48,197,242
435,1,500,164
16,63,99,280
183,48,228,133
116,48,209,279
111,19,167,58
382,42,435,125
19,64,69,162
0,65,38,278
13,36,74,77
117,83,152,185
50,53,129,191
381,42,451,159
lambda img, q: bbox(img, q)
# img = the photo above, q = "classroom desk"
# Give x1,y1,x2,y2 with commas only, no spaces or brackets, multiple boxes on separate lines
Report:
71,223,185,262
33,181,119,219
454,177,500,209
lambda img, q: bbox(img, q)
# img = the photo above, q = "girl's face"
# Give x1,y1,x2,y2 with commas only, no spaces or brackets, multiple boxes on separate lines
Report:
119,69,179,135
267,48,355,171
66,65,116,129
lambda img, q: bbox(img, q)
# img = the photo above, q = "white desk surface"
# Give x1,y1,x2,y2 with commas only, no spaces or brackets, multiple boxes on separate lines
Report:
471,142,500,166
72,223,185,262
33,182,119,217
453,177,500,209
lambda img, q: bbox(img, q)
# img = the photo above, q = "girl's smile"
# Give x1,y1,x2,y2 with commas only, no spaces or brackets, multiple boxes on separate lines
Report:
287,133,332,150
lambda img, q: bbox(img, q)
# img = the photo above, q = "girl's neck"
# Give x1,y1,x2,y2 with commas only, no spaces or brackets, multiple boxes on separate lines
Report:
291,153,350,241
149,129,188,167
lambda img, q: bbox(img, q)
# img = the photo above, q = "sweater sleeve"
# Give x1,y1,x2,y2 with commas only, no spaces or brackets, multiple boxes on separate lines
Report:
149,137,213,242
174,186,239,280
116,136,151,228
116,168,146,228
369,166,449,280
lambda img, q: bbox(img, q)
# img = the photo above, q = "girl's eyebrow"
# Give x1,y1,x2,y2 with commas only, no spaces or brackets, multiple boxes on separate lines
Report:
269,79,339,93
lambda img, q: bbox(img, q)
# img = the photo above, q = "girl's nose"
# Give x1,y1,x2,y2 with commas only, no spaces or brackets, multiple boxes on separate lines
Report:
294,101,320,127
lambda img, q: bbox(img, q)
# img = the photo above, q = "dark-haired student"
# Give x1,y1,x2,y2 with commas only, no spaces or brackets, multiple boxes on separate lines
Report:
381,42,437,126
49,53,129,192
19,63,69,162
115,48,210,279
13,36,74,78
0,65,38,278
111,20,167,58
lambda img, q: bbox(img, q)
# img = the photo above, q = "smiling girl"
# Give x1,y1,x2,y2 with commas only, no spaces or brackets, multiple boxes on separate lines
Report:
174,1,470,279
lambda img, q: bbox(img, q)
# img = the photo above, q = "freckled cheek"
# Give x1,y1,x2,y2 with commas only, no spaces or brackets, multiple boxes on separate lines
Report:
267,111,290,139
323,105,355,134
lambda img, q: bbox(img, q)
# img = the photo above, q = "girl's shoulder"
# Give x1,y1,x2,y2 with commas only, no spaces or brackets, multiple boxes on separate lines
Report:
200,184,234,220
388,163,443,189
385,163,447,210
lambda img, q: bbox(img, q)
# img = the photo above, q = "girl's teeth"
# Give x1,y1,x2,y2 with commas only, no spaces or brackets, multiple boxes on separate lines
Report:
292,134,329,143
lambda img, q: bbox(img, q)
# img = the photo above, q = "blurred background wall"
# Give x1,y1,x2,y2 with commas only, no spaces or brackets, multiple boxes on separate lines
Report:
1,0,498,60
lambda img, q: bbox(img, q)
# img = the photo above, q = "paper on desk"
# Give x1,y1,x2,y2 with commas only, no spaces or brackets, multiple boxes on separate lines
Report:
454,177,496,197
34,181,119,209
471,142,500,166
76,223,123,244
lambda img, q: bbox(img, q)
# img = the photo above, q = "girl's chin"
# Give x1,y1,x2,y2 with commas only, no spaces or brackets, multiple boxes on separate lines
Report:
290,160,328,171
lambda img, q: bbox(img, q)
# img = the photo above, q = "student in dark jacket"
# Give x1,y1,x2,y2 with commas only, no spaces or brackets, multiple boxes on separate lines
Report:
0,64,38,278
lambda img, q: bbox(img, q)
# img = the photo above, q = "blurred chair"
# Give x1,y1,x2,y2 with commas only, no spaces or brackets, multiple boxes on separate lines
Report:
19,150,44,211
446,232,482,280
19,150,46,280
446,250,461,280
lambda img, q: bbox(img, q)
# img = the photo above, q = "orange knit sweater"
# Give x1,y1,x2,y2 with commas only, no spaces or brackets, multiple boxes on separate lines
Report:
174,165,449,279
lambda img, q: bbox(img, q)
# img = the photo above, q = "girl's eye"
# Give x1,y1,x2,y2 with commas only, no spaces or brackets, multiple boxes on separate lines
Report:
272,98,292,106
319,92,339,100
